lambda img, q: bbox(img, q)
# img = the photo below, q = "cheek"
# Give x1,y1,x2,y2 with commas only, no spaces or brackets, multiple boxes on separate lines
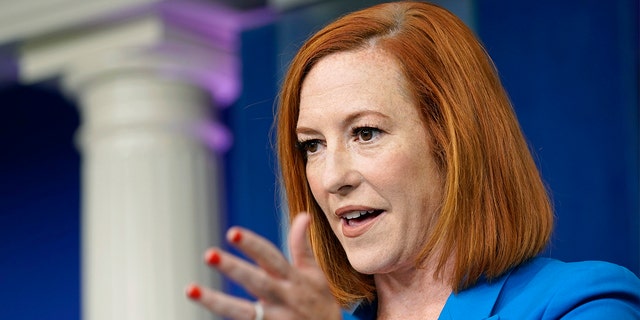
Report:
372,149,439,197
367,152,413,182
305,165,325,205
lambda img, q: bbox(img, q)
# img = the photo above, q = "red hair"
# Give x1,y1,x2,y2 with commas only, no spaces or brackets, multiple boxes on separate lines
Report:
277,1,553,308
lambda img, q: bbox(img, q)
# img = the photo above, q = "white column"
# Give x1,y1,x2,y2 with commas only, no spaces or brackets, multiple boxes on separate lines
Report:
4,2,273,318
68,59,221,320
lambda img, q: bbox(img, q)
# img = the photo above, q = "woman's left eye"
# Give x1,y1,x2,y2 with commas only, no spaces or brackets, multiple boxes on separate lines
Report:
352,127,381,142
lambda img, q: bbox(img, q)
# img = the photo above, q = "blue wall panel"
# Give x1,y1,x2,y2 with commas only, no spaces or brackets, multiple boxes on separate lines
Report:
222,23,281,298
476,0,639,273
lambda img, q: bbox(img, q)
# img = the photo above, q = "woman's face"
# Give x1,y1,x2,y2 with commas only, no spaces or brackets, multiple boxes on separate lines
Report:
296,48,443,275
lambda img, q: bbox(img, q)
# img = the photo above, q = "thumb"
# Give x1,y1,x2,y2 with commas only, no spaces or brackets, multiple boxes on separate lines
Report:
289,212,318,268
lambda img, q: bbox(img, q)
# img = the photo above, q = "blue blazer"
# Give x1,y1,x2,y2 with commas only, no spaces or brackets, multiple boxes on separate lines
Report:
344,257,640,319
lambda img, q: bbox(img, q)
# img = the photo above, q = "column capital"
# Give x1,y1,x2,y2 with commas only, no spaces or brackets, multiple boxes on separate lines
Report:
12,0,274,106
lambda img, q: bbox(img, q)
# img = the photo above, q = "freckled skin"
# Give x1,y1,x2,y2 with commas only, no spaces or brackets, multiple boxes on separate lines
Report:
297,47,444,276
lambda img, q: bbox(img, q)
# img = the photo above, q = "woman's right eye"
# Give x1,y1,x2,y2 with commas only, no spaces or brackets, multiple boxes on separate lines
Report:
296,139,322,155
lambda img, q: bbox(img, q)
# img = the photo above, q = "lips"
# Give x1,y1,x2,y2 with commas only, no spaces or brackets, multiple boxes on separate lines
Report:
336,206,385,238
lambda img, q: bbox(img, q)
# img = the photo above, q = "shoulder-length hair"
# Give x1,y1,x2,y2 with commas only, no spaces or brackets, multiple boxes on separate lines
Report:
276,1,553,308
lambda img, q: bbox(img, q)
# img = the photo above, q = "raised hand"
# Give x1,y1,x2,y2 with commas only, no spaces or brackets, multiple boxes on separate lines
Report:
186,213,343,320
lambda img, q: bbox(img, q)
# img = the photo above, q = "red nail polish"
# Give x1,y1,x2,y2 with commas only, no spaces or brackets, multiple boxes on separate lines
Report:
186,284,202,300
230,230,242,244
205,249,221,265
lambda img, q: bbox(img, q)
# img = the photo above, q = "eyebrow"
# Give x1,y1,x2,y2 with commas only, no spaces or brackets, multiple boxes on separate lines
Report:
295,109,390,135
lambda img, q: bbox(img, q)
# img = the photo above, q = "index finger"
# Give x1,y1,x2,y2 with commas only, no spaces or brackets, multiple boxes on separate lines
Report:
226,227,291,279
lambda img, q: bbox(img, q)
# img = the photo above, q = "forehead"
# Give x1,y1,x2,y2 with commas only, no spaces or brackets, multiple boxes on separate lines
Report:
301,47,406,97
298,48,414,121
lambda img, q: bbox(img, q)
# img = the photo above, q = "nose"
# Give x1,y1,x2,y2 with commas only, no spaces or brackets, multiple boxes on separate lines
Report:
322,144,361,196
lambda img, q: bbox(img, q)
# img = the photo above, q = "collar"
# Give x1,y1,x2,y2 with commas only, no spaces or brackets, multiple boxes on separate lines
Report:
352,268,514,320
438,270,514,320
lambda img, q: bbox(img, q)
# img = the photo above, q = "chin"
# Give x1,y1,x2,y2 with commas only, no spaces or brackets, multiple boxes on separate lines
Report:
346,252,396,275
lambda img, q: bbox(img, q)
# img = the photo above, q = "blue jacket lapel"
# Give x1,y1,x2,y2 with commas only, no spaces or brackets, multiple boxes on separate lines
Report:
438,270,513,320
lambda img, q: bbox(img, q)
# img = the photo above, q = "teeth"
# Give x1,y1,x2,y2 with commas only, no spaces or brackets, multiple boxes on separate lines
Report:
343,210,375,220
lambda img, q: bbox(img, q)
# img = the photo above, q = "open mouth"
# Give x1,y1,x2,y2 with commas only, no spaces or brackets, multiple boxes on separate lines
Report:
342,209,384,226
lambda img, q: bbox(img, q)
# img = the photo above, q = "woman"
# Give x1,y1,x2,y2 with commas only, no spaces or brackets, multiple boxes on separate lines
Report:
185,2,640,319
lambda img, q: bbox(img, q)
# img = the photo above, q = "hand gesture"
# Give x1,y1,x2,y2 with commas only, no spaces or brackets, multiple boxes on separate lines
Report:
185,213,343,320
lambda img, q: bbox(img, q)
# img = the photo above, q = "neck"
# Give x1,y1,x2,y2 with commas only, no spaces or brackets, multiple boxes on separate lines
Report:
374,257,453,320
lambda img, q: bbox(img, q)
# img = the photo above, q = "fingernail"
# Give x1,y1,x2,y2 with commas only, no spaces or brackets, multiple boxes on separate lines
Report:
230,229,242,244
205,249,221,265
186,284,202,300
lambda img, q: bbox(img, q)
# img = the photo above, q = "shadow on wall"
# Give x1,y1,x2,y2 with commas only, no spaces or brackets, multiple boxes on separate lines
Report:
0,83,81,318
